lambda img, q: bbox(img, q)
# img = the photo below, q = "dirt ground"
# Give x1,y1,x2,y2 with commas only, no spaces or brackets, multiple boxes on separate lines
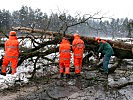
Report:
0,71,132,100
0,58,132,100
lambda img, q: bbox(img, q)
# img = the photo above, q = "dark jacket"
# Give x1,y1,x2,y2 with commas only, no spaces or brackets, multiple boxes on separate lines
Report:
98,41,114,56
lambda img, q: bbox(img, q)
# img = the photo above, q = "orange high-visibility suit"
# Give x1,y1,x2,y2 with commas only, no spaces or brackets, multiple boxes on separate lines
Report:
2,31,19,75
59,38,71,75
72,33,84,74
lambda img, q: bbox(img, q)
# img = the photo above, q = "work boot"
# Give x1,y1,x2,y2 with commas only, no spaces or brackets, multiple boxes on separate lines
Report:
101,72,108,78
99,68,104,72
60,73,64,78
1,73,6,76
66,74,70,79
104,72,108,77
75,73,81,79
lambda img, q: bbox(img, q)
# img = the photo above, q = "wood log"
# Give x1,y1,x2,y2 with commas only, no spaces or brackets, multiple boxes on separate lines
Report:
12,27,133,59
111,82,133,89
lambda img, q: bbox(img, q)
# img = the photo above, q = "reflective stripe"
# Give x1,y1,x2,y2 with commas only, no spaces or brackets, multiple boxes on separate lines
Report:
73,44,77,47
1,65,7,73
6,46,18,49
60,67,64,70
5,55,18,58
60,67,64,73
65,67,70,74
74,54,82,56
60,50,70,53
75,66,80,70
2,67,6,70
77,44,84,47
12,68,16,71
12,68,17,74
66,67,70,71
73,43,84,47
60,58,70,60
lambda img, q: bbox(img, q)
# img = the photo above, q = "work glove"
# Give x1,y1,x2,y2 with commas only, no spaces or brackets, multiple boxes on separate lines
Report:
95,52,100,60
99,53,104,59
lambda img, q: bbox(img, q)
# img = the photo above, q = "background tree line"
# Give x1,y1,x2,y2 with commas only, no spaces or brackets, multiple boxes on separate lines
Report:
0,6,132,38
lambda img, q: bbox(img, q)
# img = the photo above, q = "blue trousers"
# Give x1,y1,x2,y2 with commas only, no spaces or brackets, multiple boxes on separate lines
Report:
103,54,111,73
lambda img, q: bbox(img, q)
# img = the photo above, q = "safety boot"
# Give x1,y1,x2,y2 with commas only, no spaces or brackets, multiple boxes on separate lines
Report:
99,68,104,72
75,73,81,79
1,73,6,76
101,71,108,78
66,74,70,79
60,73,64,78
104,72,108,77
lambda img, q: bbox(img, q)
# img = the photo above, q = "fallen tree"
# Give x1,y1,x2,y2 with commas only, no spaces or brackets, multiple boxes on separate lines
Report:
0,27,132,100
0,27,132,77
12,26,133,59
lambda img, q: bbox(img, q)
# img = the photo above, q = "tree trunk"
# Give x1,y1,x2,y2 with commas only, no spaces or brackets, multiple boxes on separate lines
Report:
12,27,133,59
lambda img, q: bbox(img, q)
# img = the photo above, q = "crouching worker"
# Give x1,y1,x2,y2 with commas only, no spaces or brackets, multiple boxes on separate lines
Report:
1,31,19,76
59,37,71,78
95,37,114,75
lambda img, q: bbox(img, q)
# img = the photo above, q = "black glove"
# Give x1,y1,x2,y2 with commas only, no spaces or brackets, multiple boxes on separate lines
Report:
99,53,104,59
95,53,100,60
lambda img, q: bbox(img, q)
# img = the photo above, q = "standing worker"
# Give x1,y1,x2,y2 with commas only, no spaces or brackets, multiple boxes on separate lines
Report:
95,37,114,75
1,31,19,76
59,37,71,78
72,33,85,76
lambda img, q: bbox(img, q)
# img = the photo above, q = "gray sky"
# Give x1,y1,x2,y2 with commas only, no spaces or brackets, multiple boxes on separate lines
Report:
0,0,133,19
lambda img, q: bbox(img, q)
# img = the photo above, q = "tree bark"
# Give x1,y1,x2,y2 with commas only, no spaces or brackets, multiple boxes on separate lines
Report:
12,27,133,59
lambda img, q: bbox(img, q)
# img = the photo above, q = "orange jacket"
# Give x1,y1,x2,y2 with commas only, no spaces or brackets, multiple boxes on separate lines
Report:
72,35,84,58
59,38,71,61
5,36,19,57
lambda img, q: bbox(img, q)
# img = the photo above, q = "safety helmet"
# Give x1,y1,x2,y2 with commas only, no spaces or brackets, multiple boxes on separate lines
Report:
62,37,66,40
95,37,101,41
10,31,16,36
74,33,79,37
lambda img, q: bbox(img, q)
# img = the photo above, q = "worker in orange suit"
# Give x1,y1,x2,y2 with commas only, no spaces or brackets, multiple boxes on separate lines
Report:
72,33,85,76
59,37,71,78
1,31,19,76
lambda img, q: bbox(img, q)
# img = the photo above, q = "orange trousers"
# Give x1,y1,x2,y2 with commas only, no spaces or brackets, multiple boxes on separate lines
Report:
59,60,70,74
2,56,18,75
74,57,83,74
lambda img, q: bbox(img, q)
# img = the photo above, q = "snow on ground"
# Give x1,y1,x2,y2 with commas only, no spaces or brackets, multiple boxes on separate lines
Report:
0,67,29,90
0,37,132,88
0,37,132,100
0,38,59,90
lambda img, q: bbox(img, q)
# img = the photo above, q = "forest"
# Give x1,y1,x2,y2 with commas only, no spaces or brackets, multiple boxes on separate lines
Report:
0,6,133,38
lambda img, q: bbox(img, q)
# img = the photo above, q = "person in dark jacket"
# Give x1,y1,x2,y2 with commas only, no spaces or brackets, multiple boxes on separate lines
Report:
95,37,114,75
